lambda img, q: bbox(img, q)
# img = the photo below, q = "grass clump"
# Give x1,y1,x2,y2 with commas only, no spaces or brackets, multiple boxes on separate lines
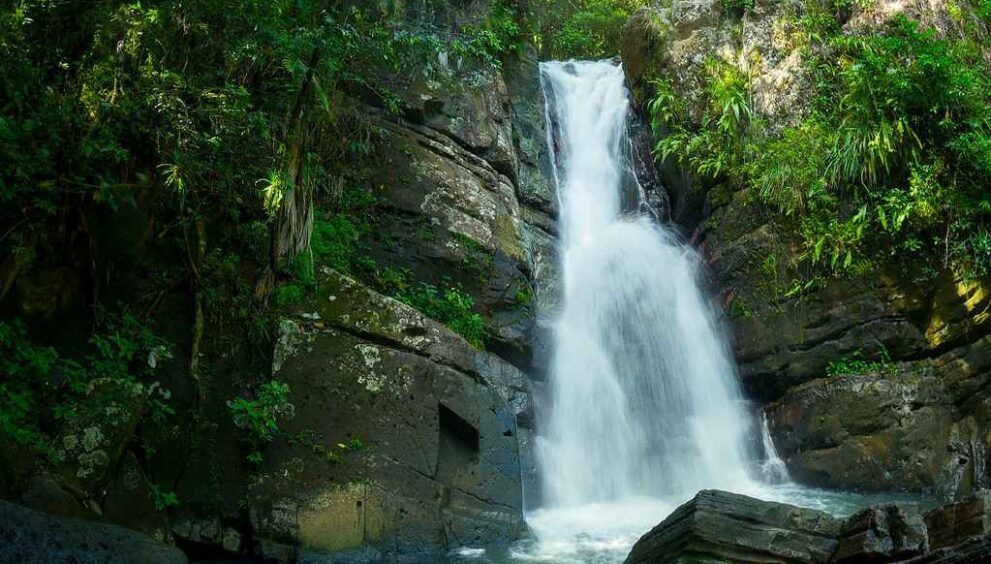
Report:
826,348,895,377
397,281,486,348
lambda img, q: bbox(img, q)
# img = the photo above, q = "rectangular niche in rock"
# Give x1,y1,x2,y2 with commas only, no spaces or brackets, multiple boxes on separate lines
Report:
436,403,480,484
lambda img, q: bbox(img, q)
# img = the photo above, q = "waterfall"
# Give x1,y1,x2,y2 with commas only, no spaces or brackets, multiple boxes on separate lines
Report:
534,60,758,509
760,411,790,484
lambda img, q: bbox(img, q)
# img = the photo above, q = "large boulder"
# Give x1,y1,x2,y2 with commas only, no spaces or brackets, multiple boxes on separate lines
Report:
624,490,842,563
248,269,526,560
0,500,187,564
766,336,991,498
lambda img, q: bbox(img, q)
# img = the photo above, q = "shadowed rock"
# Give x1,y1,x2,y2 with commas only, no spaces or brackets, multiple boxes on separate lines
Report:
902,536,991,563
834,504,929,562
925,492,991,551
0,500,187,564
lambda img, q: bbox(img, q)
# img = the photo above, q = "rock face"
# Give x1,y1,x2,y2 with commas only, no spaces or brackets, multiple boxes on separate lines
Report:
624,490,843,563
625,490,991,564
766,337,991,499
354,48,558,377
227,30,566,560
248,269,527,559
0,500,187,564
620,0,991,498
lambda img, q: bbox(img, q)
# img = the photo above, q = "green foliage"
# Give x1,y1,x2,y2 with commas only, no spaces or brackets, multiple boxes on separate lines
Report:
453,233,496,284
531,0,647,59
977,0,991,22
227,380,295,464
456,3,529,64
338,438,364,452
0,322,57,451
0,0,524,338
397,281,486,348
514,287,534,307
289,429,340,464
826,347,894,376
311,216,364,274
652,60,755,181
150,485,180,511
273,283,307,309
728,295,752,318
0,318,172,459
650,12,991,281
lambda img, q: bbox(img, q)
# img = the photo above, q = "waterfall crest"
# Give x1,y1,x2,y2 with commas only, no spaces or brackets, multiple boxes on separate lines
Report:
535,60,758,508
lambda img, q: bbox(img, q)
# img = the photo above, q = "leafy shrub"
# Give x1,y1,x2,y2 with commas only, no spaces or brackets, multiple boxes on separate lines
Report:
0,318,173,461
534,0,647,59
273,283,307,309
228,380,295,464
311,216,363,274
398,282,485,348
150,485,180,511
0,322,58,451
652,59,755,181
0,0,518,335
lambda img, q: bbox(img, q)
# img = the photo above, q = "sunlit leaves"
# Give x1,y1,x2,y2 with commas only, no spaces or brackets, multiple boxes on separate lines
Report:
648,10,991,280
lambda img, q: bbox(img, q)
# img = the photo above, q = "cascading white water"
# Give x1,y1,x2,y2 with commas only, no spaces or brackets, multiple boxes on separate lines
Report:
760,411,791,484
453,59,930,564
513,60,762,561
536,60,758,506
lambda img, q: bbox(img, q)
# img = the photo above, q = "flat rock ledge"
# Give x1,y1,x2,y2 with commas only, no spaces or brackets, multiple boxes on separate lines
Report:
626,490,991,564
0,500,187,564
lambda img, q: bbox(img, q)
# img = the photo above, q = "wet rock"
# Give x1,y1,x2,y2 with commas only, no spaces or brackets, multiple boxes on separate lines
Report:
925,491,991,551
625,491,991,564
506,45,557,219
624,490,842,563
0,500,187,564
222,527,243,553
356,111,548,370
833,504,928,562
